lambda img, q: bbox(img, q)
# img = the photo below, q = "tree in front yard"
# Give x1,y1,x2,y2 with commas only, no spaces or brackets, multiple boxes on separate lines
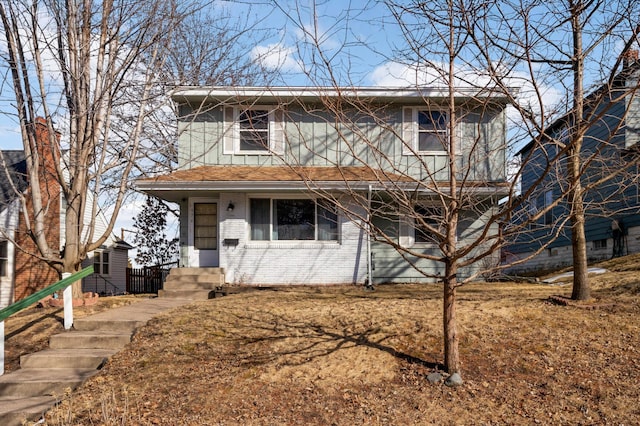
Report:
133,196,179,267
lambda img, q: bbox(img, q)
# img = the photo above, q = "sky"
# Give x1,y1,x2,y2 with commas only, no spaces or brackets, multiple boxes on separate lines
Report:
1,0,638,257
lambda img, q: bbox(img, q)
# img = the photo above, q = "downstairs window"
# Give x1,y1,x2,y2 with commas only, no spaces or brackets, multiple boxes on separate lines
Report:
250,198,338,241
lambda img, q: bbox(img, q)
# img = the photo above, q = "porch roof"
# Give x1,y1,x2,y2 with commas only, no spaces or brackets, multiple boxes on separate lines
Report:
136,165,412,200
136,165,508,202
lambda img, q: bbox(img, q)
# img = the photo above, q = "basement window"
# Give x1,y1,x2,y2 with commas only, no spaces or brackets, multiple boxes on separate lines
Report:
593,239,607,250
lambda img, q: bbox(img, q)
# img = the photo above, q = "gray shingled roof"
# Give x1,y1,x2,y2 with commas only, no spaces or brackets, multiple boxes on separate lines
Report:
0,150,27,209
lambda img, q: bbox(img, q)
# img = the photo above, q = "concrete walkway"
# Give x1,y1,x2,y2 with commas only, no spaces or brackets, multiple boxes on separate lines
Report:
0,297,194,425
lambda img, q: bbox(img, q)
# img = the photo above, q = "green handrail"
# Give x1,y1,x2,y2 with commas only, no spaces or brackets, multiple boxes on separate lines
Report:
0,266,94,322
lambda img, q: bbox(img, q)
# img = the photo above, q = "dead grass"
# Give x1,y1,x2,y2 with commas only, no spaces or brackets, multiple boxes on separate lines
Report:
6,259,639,425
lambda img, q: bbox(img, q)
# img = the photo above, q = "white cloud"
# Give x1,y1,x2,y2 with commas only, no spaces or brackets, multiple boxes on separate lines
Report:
369,61,497,88
251,43,302,73
369,60,564,121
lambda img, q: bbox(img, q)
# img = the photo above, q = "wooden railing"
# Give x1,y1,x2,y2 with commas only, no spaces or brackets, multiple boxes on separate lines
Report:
0,266,94,375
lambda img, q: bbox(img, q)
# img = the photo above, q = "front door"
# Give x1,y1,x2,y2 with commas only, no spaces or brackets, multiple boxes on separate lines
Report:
189,200,219,267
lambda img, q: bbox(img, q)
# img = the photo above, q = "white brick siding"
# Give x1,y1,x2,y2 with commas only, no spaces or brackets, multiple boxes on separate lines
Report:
218,193,368,285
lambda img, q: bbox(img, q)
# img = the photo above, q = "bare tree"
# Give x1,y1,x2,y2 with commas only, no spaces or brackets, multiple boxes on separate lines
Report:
0,0,267,297
258,0,517,379
265,0,640,380
475,0,640,300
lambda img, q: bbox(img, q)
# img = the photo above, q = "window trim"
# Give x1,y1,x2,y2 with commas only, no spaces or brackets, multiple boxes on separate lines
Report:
247,195,340,243
402,107,450,155
223,105,284,155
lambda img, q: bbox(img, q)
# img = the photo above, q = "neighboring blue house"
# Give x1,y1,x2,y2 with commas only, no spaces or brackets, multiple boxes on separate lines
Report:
138,87,512,286
505,61,640,274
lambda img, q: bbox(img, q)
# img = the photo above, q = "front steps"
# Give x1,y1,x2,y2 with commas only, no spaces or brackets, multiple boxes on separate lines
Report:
0,304,155,425
159,267,226,299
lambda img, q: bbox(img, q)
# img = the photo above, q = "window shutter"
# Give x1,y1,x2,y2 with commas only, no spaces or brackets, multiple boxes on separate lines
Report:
223,106,235,155
402,107,414,155
271,108,285,155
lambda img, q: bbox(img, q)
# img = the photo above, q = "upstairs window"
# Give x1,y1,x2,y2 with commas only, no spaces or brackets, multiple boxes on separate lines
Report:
418,111,447,152
403,107,449,154
223,106,284,155
239,109,270,152
543,189,553,225
249,198,338,242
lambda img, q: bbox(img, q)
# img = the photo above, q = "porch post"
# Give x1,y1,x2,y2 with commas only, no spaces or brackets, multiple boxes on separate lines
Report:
0,320,4,375
62,272,73,330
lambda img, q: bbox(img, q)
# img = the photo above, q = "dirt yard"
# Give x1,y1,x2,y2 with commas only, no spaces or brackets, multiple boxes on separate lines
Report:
12,257,640,425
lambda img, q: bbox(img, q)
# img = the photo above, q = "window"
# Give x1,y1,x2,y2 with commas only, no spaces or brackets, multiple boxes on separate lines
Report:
0,240,8,277
224,106,284,155
414,205,443,244
194,203,217,250
418,110,447,152
593,239,607,250
239,109,269,151
403,107,448,154
94,250,110,275
249,198,338,241
543,190,553,225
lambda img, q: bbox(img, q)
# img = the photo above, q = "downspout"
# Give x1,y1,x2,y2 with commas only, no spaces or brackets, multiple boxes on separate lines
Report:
366,184,373,290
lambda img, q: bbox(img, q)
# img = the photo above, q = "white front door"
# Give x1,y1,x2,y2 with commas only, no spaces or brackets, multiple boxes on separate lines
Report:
188,199,219,267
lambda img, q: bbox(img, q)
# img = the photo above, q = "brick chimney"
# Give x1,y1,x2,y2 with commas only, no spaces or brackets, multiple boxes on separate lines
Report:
13,118,62,301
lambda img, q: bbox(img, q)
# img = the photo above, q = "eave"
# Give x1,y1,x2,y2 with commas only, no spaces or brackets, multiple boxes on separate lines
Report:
170,86,517,106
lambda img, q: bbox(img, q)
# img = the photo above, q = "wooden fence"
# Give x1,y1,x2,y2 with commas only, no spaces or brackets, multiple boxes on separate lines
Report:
126,263,176,294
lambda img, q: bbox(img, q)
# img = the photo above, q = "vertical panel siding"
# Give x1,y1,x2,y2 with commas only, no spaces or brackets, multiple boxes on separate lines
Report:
176,103,506,182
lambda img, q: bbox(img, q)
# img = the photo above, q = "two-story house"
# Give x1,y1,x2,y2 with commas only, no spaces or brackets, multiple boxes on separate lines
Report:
137,87,511,286
505,60,640,274
0,118,131,307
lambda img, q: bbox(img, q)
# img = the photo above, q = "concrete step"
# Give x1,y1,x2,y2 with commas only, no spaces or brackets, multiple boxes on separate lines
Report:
169,267,224,276
164,274,225,285
74,318,144,333
163,279,222,291
158,289,218,299
0,396,57,426
49,332,132,350
0,368,98,397
20,349,115,369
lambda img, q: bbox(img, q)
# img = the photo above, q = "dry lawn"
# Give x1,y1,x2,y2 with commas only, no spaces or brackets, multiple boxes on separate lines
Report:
15,258,640,425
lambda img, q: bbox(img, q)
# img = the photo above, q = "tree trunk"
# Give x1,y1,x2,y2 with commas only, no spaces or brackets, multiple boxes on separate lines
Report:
570,187,590,300
569,0,590,301
443,262,460,374
70,265,84,299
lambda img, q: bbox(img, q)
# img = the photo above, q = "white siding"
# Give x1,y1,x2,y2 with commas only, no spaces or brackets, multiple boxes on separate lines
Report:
82,245,129,295
0,199,20,307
